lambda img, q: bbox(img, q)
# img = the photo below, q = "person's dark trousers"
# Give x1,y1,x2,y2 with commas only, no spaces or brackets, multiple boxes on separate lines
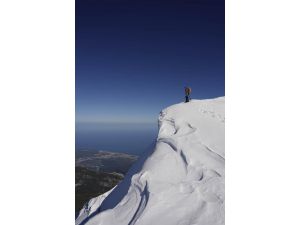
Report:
185,96,189,103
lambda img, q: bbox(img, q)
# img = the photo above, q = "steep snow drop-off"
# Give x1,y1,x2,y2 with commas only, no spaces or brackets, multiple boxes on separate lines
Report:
76,97,225,225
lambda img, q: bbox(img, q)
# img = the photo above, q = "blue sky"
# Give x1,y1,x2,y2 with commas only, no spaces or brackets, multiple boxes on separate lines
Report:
76,0,224,123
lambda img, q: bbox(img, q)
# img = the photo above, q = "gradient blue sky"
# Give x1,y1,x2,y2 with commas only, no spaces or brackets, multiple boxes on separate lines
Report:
76,0,224,123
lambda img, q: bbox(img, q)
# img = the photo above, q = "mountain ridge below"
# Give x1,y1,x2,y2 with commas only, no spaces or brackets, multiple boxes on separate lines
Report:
76,97,225,225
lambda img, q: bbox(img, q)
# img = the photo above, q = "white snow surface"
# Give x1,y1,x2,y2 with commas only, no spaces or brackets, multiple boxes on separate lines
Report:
76,97,225,225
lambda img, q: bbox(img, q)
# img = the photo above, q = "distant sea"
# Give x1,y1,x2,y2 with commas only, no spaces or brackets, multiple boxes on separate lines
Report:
76,122,158,156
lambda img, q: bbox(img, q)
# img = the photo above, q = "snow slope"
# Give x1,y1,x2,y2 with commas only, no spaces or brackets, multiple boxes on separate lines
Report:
76,97,225,225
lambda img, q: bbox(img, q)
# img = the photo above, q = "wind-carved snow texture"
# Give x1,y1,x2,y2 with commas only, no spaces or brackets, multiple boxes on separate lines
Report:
76,97,225,225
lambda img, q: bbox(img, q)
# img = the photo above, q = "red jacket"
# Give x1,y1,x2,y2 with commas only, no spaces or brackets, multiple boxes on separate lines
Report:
185,87,192,95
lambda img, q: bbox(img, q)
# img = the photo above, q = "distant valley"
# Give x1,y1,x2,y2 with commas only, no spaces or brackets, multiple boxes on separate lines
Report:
76,150,138,174
75,150,138,215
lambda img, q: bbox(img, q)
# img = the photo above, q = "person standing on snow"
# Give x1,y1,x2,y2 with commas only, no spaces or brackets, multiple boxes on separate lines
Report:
185,87,192,103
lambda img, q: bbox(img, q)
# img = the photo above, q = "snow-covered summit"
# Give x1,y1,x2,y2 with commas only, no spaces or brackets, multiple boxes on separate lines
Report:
76,97,225,225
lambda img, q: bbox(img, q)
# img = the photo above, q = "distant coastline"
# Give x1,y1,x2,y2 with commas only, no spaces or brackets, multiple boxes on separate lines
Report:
75,149,139,215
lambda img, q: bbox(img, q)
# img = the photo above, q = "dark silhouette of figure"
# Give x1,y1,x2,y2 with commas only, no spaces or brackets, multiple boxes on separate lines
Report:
185,87,192,103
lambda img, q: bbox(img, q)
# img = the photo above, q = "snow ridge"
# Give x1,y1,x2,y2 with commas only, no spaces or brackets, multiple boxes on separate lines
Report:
76,97,225,225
